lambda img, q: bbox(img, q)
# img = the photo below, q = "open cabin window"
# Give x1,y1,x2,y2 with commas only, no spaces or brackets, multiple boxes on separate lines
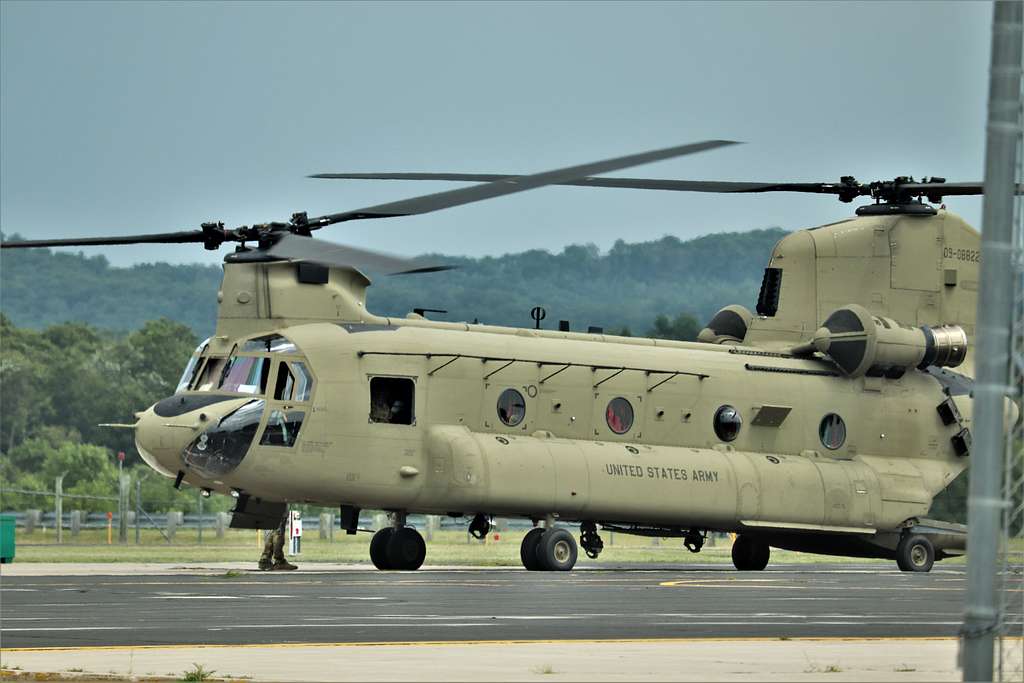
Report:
369,377,415,425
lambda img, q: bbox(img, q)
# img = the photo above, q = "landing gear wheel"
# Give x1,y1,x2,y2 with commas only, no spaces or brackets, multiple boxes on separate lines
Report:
370,527,395,570
896,534,934,573
731,534,770,571
386,527,427,571
520,528,545,571
535,527,578,571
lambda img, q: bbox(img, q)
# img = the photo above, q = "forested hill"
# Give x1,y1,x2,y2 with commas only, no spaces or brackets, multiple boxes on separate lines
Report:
0,228,786,335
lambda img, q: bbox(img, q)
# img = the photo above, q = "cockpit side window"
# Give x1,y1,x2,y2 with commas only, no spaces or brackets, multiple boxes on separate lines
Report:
218,355,269,394
291,361,313,402
274,363,296,401
369,377,414,425
260,409,305,447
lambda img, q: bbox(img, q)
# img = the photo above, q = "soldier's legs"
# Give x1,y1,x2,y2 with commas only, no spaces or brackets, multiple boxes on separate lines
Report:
258,529,275,570
271,512,297,570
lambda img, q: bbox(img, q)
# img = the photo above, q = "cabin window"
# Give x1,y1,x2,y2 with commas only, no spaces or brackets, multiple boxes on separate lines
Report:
605,397,634,434
219,355,269,394
260,409,305,447
370,377,415,425
713,405,742,442
819,413,846,450
497,388,526,427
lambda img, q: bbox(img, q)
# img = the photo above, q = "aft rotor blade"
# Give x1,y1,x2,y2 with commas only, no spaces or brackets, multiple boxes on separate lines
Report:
316,174,1024,198
267,233,455,275
304,139,739,229
310,172,846,194
0,230,208,249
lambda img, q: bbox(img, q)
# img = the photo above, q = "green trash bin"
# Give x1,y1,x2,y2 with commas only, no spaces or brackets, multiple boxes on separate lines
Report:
0,513,16,563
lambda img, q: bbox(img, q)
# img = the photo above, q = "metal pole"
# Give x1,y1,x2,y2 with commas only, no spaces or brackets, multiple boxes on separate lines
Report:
118,474,128,544
135,477,141,545
963,2,1023,680
197,490,203,545
54,475,63,545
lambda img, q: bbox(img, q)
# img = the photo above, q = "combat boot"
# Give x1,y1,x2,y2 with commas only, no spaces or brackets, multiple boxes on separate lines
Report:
258,558,273,571
271,559,297,571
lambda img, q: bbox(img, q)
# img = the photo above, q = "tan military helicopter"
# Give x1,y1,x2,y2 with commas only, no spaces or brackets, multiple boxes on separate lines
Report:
3,140,1008,573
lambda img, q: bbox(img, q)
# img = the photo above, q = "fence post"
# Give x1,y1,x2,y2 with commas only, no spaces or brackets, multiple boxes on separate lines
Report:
54,475,64,545
118,474,129,544
167,511,178,542
70,510,82,537
319,513,330,540
216,512,227,539
197,491,204,545
25,509,39,534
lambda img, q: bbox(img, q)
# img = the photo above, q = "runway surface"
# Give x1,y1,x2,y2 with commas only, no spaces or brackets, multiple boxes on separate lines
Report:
6,562,1019,651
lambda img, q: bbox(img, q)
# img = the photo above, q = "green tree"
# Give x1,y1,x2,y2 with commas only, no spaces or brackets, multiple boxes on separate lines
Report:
647,312,700,342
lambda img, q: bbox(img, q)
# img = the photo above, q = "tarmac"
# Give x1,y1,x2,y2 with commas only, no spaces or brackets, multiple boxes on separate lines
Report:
1,562,1022,681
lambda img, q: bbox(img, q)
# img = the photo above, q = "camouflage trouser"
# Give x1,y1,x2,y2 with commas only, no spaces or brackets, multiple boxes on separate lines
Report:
259,513,288,565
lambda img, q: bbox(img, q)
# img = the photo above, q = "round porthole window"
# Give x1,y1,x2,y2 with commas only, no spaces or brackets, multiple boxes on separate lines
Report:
819,413,846,450
606,397,634,434
713,405,742,442
497,388,526,427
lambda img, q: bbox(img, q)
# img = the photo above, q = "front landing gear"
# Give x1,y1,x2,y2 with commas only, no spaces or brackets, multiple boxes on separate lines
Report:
520,526,578,571
369,525,426,571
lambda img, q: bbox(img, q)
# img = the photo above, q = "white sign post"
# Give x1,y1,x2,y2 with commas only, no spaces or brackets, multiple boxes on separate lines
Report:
288,510,302,555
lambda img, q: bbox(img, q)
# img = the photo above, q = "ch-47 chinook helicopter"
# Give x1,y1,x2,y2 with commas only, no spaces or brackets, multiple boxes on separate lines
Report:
3,139,1016,574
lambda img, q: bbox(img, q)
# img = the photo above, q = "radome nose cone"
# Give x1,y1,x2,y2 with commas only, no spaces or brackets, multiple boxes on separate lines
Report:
134,396,254,480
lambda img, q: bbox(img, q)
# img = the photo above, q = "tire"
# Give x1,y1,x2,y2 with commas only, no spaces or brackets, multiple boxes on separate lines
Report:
386,527,426,571
731,534,770,571
535,528,578,571
896,534,934,573
520,528,545,571
369,527,395,570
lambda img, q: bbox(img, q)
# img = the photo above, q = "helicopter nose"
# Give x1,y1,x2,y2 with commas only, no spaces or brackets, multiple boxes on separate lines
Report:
134,395,254,480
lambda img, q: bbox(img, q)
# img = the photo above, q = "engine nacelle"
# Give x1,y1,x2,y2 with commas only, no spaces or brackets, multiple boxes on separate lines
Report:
698,304,753,345
800,304,967,378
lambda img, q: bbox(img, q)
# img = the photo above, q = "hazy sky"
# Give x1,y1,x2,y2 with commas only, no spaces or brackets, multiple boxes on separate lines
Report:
1,1,994,267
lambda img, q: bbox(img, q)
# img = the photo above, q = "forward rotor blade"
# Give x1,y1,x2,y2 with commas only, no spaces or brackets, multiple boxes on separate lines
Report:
266,233,454,275
899,182,1024,196
305,139,739,229
0,230,208,249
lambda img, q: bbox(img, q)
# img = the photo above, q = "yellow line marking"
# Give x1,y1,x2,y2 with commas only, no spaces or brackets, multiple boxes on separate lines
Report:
7,636,1021,653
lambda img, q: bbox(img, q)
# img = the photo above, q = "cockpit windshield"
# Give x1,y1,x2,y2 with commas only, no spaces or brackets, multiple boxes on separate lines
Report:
218,355,270,394
175,338,211,393
187,333,309,397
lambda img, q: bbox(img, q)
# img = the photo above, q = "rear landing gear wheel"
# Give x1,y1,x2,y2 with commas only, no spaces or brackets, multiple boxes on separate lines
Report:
386,527,426,570
520,527,545,571
535,528,578,571
731,534,770,571
896,534,934,573
370,527,394,570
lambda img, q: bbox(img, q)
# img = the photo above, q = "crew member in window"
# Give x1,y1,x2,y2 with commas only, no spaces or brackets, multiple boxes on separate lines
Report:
258,508,297,571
